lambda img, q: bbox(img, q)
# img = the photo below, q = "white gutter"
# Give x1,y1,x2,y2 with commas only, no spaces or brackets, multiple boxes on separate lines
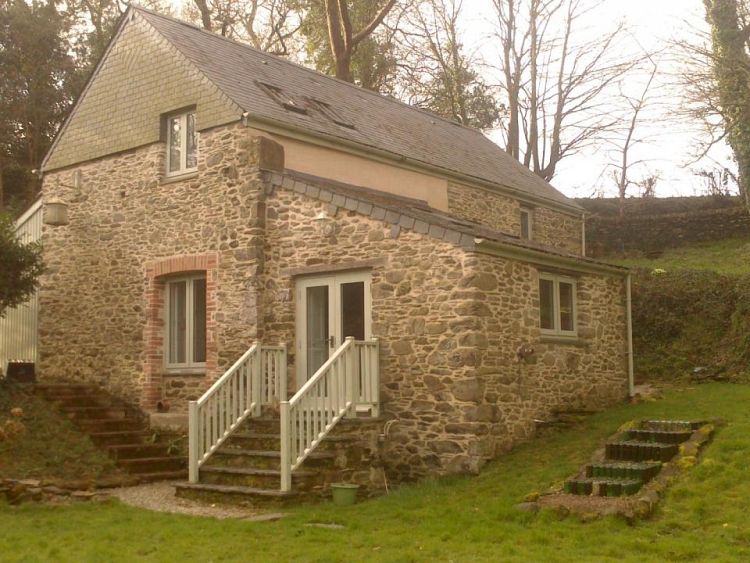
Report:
626,273,635,397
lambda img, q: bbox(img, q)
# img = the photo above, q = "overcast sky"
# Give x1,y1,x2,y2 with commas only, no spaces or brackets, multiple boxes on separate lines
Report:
171,0,729,199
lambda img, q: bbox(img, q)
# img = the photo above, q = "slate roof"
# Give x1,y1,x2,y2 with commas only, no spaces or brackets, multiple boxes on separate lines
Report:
135,7,582,212
268,169,625,272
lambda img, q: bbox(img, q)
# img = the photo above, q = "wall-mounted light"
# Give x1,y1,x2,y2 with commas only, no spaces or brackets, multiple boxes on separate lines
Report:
314,210,335,237
43,200,69,226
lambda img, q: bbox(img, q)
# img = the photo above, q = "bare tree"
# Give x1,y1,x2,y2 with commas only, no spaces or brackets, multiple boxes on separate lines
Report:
322,0,397,81
492,0,638,181
608,62,658,215
398,0,499,129
188,0,302,55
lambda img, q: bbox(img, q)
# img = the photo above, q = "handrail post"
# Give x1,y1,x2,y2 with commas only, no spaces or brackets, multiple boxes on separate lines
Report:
345,337,357,417
279,342,288,401
279,401,292,492
371,338,380,417
188,400,199,483
252,341,262,417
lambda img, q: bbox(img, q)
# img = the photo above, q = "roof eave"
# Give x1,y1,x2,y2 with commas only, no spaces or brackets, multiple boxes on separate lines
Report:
474,238,629,277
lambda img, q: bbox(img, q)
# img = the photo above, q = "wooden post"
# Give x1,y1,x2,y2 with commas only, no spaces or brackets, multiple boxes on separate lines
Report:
188,401,199,483
371,338,380,417
345,337,356,417
279,342,288,400
280,401,292,492
252,341,262,417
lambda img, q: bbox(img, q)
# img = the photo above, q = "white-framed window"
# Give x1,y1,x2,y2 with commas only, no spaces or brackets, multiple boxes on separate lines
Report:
166,111,197,176
520,207,533,240
539,273,577,337
165,275,206,370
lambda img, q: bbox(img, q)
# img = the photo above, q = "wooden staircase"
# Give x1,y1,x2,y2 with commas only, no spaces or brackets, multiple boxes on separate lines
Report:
35,383,187,482
176,414,380,507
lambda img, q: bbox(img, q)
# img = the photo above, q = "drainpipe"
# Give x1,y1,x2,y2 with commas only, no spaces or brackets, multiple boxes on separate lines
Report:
581,213,586,256
626,273,635,398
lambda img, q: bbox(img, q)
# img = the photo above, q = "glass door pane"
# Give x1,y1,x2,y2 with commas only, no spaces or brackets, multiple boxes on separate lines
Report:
340,281,365,340
169,281,187,364
193,278,207,363
306,285,330,379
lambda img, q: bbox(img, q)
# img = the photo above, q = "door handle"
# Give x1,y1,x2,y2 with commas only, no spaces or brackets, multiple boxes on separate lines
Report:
328,335,335,349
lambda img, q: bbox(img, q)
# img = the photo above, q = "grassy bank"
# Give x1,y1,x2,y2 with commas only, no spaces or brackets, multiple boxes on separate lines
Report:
0,382,117,481
2,384,749,562
611,236,750,276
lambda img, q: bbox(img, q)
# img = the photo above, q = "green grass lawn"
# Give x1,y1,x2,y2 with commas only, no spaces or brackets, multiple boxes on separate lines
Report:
3,384,750,562
611,236,750,276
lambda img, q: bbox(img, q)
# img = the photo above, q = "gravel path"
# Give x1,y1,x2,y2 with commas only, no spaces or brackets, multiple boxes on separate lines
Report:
105,481,279,520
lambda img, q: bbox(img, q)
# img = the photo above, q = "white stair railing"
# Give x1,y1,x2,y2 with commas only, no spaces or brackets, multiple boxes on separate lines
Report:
279,337,379,492
188,342,287,483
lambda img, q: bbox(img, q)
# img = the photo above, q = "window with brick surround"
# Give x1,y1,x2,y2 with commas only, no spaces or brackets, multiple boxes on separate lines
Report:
166,111,197,176
539,273,577,337
165,275,206,370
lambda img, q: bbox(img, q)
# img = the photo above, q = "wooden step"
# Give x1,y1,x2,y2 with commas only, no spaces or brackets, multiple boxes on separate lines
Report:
59,405,128,420
199,465,318,489
175,482,298,507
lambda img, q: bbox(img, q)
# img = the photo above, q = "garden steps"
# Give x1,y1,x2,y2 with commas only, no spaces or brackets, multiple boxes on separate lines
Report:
35,383,186,482
564,419,706,498
175,415,381,506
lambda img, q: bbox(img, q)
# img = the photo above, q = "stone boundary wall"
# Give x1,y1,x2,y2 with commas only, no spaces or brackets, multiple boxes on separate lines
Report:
577,196,750,257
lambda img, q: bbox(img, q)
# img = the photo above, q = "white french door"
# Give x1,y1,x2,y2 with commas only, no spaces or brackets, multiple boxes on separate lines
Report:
295,271,372,389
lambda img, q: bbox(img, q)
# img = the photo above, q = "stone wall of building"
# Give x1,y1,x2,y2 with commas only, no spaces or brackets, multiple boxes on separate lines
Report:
534,206,583,255
260,181,627,481
472,256,629,463
447,182,583,255
39,124,267,408
447,182,521,234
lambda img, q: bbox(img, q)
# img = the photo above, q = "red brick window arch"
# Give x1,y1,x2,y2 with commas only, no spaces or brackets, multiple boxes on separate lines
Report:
142,253,218,410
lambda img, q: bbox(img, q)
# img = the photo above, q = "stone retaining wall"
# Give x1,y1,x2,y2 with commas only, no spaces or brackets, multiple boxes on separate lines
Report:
578,196,750,257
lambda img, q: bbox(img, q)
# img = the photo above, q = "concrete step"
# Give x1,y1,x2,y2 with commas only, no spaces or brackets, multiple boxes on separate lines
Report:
199,465,318,490
77,418,146,433
117,456,188,474
89,429,153,447
136,469,188,483
209,448,335,470
107,443,171,460
227,431,355,452
60,405,128,420
175,482,298,507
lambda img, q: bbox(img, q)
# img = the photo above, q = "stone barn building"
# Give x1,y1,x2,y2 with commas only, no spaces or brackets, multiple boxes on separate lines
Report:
29,7,632,501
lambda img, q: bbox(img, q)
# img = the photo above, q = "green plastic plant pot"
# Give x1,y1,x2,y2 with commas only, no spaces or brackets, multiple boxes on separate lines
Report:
331,483,360,506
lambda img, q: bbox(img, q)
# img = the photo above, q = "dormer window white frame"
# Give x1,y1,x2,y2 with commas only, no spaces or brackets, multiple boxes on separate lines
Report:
520,206,533,240
166,110,198,177
539,273,577,337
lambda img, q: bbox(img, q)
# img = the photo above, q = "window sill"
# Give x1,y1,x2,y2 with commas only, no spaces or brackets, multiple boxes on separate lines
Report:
160,171,198,185
164,368,206,377
540,335,585,346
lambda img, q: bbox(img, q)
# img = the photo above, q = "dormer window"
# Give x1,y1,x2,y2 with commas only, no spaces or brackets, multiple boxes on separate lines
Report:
166,111,197,176
520,207,533,240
